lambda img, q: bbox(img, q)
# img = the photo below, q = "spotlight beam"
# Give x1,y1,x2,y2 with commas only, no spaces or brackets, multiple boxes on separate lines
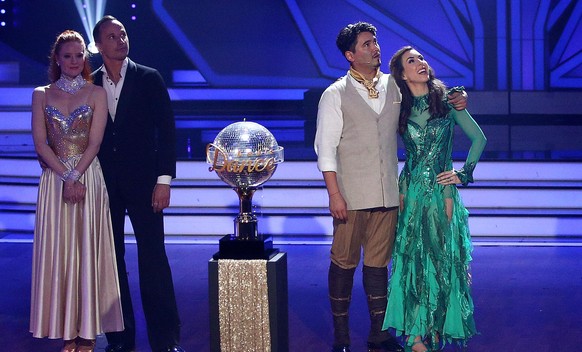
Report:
74,0,106,53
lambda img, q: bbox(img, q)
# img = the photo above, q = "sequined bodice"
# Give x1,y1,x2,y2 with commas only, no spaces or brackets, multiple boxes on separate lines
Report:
403,96,454,177
399,95,456,196
44,104,93,160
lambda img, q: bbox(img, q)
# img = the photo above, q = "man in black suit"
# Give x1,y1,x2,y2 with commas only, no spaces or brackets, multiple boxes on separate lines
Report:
92,15,184,352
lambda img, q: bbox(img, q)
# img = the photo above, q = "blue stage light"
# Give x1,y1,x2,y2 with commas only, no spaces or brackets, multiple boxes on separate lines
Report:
131,3,137,21
0,0,9,29
74,0,106,53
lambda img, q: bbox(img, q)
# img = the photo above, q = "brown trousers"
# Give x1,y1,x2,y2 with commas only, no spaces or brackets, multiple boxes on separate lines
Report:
330,207,398,269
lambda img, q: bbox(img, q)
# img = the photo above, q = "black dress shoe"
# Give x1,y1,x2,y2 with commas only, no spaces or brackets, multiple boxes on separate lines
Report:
331,344,351,352
105,343,135,352
157,345,185,352
367,337,404,352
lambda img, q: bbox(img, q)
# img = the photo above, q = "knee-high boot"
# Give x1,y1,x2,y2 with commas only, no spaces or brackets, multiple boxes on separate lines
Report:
329,262,356,348
362,265,390,345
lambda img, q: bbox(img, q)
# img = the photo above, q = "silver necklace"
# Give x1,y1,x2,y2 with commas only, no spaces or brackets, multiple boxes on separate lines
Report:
55,75,87,95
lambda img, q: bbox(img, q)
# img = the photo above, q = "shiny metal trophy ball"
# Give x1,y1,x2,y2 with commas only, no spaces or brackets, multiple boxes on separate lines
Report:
206,120,284,259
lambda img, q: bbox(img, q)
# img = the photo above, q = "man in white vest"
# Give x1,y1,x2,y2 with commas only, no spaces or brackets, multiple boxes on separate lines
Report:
314,22,467,352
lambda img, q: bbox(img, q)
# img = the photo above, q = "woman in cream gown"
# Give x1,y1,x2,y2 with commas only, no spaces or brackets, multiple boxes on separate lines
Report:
29,30,123,352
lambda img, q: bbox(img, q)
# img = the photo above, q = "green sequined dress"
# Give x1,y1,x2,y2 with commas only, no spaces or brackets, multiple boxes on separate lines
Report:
382,94,486,348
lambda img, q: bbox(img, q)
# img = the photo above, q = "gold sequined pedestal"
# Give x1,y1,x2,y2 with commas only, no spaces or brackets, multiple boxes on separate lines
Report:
209,252,288,352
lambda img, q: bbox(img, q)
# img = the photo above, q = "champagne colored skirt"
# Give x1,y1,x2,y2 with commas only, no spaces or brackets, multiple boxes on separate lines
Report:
30,157,124,340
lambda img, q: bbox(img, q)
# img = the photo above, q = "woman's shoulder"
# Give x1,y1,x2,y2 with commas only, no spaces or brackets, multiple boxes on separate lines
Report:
84,82,105,96
85,83,107,105
87,82,105,94
32,85,52,103
31,85,52,108
33,84,51,93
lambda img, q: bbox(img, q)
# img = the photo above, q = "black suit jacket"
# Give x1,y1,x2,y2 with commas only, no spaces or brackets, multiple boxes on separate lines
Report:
92,60,181,349
93,58,176,181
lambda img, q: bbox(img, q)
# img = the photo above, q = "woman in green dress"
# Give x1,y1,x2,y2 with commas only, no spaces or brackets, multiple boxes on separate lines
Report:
382,46,486,351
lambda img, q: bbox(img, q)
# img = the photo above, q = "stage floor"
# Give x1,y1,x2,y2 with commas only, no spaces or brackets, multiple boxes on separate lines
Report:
3,241,581,351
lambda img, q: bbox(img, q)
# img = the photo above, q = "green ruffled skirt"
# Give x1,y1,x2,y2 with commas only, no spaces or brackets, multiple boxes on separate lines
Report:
382,185,477,348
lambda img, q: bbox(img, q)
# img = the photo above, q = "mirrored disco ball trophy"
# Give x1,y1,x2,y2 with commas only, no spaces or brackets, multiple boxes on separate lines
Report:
206,120,284,260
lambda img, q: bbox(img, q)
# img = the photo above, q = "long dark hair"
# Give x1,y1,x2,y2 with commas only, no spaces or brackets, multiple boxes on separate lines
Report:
389,46,448,135
48,30,93,83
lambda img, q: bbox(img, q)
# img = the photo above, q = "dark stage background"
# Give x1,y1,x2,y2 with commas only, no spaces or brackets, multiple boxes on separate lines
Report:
1,0,581,161
2,0,582,90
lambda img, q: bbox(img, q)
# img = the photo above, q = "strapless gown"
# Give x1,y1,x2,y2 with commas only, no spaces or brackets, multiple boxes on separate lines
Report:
30,104,124,340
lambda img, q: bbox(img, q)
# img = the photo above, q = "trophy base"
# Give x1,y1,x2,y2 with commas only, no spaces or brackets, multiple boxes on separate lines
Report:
213,234,279,260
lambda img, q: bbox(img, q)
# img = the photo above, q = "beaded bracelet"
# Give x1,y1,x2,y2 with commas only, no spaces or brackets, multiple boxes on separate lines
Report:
62,169,81,182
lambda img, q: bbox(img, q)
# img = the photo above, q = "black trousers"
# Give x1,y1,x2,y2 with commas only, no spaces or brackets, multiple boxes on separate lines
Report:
103,162,181,350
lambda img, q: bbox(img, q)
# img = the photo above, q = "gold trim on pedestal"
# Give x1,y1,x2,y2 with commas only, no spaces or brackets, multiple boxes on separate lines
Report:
218,259,271,351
